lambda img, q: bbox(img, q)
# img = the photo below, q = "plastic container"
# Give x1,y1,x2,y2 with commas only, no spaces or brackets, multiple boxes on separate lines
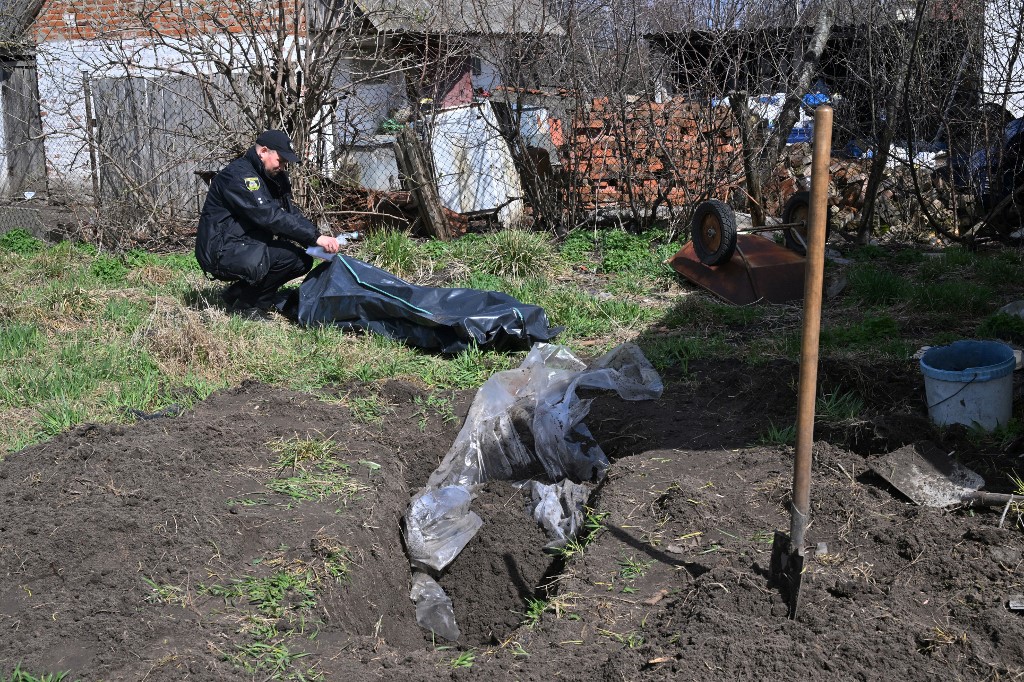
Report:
919,340,1016,431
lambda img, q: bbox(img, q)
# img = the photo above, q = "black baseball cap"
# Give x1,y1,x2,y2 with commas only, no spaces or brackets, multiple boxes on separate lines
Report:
255,129,300,163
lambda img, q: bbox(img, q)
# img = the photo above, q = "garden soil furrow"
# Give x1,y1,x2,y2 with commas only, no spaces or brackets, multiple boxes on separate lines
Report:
2,360,1024,681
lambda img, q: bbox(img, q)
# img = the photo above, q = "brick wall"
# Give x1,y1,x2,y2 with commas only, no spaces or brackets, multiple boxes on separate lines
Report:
34,0,301,42
566,97,743,212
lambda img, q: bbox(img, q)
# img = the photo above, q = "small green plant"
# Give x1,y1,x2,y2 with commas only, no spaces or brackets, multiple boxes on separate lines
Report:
522,597,548,627
598,628,645,648
759,421,796,446
816,390,865,422
4,667,76,682
414,392,457,431
204,571,318,618
554,507,609,561
90,253,129,284
348,395,386,424
224,640,314,680
141,577,188,606
617,556,653,582
0,229,43,255
449,650,476,669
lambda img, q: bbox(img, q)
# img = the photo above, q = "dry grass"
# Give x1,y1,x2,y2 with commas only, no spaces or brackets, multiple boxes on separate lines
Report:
138,299,232,375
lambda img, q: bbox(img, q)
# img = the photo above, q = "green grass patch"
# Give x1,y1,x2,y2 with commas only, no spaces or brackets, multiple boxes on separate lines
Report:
846,264,910,306
978,312,1024,344
661,295,766,328
911,281,994,317
0,323,42,361
0,229,44,255
821,314,911,357
640,334,728,374
264,435,368,505
90,253,129,284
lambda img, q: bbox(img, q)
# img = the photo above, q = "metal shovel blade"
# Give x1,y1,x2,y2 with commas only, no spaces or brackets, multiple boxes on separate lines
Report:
869,443,985,508
769,531,804,619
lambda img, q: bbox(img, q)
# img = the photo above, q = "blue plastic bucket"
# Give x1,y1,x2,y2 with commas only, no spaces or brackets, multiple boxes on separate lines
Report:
919,340,1015,431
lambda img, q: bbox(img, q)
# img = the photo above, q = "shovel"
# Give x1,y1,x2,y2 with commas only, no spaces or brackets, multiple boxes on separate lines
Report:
769,105,833,619
870,443,1019,508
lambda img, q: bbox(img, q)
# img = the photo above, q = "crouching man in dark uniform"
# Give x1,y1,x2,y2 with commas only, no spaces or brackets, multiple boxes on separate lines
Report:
196,129,339,316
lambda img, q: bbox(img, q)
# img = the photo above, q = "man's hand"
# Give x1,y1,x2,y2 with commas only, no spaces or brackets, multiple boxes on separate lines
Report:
316,235,340,253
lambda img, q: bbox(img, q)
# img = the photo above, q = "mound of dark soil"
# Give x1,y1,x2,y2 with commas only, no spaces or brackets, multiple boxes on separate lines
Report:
2,359,1024,681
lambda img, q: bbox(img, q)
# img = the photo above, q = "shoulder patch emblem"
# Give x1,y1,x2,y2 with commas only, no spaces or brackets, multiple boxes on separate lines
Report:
244,177,260,192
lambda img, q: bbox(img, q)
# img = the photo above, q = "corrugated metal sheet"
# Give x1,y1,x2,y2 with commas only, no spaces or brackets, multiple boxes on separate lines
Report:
426,100,526,228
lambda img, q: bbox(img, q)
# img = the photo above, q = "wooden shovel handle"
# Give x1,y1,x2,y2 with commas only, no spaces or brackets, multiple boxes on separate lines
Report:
791,105,833,550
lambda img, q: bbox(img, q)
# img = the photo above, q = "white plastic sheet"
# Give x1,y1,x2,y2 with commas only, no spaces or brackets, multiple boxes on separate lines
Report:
402,342,663,638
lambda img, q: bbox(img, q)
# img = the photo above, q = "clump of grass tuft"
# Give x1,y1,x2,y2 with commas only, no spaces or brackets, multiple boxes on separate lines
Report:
4,665,75,682
816,390,865,422
481,229,555,280
449,650,476,669
358,228,420,279
0,323,41,361
553,508,608,561
759,421,796,445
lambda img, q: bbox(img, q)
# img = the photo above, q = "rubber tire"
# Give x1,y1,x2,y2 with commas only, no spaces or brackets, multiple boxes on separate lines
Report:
782,191,832,255
691,199,738,266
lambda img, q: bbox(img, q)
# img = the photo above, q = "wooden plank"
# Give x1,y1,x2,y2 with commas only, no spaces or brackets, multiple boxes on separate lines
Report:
0,59,47,197
396,127,452,240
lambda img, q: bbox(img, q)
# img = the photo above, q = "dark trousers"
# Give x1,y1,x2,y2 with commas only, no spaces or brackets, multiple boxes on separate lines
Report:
226,240,312,309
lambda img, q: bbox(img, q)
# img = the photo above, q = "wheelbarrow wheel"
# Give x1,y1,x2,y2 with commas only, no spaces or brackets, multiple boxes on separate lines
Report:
691,199,737,266
782,191,832,255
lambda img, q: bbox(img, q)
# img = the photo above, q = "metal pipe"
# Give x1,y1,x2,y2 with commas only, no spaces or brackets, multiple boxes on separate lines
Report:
790,104,833,551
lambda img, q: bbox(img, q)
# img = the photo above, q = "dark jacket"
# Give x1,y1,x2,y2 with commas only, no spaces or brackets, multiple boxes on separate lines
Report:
195,147,319,283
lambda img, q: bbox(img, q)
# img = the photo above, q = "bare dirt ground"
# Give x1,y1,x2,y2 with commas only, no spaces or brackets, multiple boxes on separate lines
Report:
3,353,1024,681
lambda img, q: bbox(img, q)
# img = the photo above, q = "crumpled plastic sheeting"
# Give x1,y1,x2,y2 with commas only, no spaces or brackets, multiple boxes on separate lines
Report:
426,343,664,489
297,255,560,353
404,486,483,572
409,572,460,641
525,479,592,549
403,342,663,638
